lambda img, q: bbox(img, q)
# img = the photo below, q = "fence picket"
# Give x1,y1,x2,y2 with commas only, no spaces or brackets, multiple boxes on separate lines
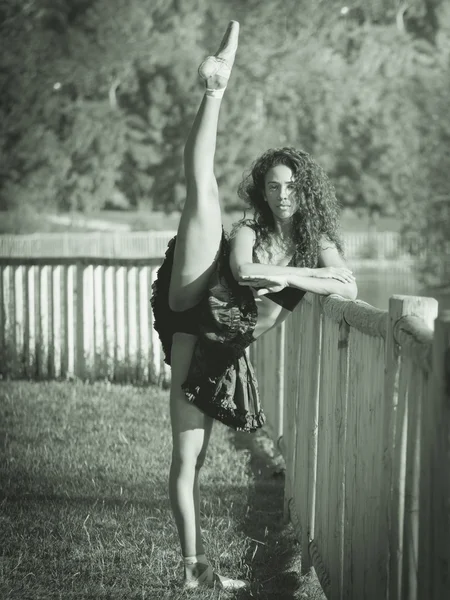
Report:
66,264,76,378
93,265,104,378
115,265,126,380
2,266,12,365
104,265,115,379
150,267,161,382
127,266,138,381
38,266,49,378
138,265,150,382
293,295,322,575
51,265,62,378
26,266,36,377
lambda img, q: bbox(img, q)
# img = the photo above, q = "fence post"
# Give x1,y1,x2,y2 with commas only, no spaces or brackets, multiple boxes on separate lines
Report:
384,295,438,600
418,309,450,599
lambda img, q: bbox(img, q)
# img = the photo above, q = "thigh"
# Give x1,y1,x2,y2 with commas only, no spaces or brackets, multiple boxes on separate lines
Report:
169,182,222,312
170,332,214,459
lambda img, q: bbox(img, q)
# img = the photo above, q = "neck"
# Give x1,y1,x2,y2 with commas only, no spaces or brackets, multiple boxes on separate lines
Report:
273,217,293,237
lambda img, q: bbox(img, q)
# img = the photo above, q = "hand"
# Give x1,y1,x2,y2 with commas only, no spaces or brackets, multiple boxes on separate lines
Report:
239,274,288,296
311,266,355,284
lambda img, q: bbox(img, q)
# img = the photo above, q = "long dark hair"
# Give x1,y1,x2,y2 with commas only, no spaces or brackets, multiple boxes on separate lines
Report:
232,147,344,267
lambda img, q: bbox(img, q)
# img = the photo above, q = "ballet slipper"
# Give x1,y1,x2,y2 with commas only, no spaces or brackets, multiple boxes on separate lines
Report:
184,562,249,590
198,20,239,97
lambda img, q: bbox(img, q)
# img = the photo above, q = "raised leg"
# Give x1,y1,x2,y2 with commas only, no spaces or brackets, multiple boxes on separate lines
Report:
168,20,239,312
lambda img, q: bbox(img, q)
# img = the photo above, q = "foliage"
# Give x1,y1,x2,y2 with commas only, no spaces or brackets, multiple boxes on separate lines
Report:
0,0,449,283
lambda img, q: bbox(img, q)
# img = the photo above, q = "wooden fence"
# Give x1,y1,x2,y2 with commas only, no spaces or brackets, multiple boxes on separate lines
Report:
1,253,448,599
251,293,449,600
0,257,168,385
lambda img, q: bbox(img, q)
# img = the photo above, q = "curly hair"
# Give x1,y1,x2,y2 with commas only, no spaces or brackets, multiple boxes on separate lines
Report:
232,147,344,268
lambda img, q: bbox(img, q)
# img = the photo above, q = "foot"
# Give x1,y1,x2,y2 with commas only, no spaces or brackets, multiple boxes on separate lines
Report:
198,20,239,95
184,562,248,590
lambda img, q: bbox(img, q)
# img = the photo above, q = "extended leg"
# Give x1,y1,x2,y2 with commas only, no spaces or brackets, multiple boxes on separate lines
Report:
168,21,239,312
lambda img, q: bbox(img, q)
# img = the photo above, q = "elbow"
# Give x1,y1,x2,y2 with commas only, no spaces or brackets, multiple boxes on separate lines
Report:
343,282,358,301
330,281,358,301
235,262,253,283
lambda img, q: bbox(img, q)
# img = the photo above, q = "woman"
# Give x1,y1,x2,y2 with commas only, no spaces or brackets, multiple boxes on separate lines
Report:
151,21,357,590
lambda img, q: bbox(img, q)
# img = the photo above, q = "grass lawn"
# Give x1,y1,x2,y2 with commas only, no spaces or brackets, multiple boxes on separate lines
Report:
0,381,325,600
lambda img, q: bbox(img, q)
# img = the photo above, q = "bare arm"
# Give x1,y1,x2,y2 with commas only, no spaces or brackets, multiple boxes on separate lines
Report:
229,225,313,281
235,232,357,301
286,238,358,300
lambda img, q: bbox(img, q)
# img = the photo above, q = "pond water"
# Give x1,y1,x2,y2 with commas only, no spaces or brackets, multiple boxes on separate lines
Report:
352,262,420,311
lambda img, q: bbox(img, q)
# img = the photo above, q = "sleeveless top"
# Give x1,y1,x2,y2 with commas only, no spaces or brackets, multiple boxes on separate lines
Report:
252,250,307,311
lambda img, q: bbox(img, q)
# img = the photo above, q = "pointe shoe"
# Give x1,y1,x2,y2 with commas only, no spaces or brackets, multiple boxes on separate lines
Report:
184,562,249,590
198,20,239,97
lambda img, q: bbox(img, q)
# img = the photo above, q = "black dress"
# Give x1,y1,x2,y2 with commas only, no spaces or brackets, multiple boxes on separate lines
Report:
150,231,265,433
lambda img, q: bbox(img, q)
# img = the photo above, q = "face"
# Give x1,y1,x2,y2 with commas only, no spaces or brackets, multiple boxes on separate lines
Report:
263,164,299,221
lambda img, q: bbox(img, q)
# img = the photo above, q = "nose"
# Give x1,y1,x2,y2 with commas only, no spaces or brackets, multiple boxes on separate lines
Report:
280,186,288,200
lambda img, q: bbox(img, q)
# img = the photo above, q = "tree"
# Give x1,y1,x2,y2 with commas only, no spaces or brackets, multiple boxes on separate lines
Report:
0,0,449,286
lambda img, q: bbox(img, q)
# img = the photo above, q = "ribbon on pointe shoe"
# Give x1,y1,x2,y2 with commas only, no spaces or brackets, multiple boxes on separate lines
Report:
184,563,249,590
198,57,232,98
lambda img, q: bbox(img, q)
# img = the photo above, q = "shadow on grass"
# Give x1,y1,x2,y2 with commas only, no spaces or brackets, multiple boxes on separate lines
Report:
231,429,306,600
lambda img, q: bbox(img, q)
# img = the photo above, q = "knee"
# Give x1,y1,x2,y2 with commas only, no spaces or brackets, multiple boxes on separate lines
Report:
195,450,207,471
171,450,197,474
171,449,206,475
184,179,219,205
168,289,193,313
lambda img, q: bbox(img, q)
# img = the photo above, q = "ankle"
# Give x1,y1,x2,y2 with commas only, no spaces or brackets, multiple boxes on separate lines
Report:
206,74,228,90
183,561,213,586
183,553,208,566
205,87,226,99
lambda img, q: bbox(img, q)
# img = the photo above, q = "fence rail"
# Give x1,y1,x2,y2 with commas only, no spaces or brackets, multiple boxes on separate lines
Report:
0,230,414,260
250,293,449,600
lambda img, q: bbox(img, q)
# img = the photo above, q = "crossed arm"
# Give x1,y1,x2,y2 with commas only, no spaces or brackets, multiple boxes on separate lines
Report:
229,225,358,301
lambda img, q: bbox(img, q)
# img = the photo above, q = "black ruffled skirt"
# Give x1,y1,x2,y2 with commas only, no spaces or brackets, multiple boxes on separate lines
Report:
150,231,266,432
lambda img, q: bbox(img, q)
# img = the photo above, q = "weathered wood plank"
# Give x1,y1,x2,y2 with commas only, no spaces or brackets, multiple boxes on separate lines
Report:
418,310,450,599
385,296,438,600
294,295,322,575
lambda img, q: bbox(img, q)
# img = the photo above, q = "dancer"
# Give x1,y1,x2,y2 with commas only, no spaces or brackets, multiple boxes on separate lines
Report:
151,20,357,590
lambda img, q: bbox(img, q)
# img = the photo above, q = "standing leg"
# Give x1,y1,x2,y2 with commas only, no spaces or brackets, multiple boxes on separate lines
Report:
169,333,214,559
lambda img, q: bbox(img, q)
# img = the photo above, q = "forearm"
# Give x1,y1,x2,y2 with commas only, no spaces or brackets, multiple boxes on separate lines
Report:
287,275,358,300
237,262,312,281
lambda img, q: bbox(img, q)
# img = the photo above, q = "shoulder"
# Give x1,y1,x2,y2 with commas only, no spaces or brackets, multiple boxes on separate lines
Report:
235,225,256,242
230,219,257,243
319,234,336,251
318,234,346,267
